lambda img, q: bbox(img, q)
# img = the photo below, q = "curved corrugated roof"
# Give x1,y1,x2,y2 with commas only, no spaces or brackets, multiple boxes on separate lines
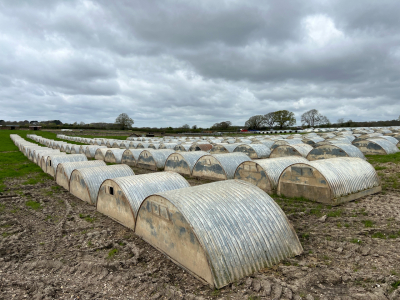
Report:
246,157,309,189
285,157,380,198
103,172,190,218
140,149,175,168
36,150,62,165
319,143,366,160
72,165,134,205
149,180,303,288
105,148,126,163
48,154,88,174
234,144,271,159
167,151,208,172
174,144,192,151
123,148,148,161
211,153,251,179
290,144,314,157
379,136,399,146
85,145,107,158
56,160,106,181
161,143,178,149
367,138,400,154
259,139,275,148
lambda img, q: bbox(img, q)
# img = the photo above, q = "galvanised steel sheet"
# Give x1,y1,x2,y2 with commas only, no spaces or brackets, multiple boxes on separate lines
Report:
85,146,108,157
105,148,126,163
166,151,209,173
233,144,271,159
211,153,251,179
160,143,178,149
259,139,275,148
71,165,134,205
101,172,190,218
48,154,88,175
123,149,148,161
56,160,106,182
139,149,175,169
379,136,400,146
36,150,62,165
285,157,380,198
367,138,400,154
291,144,314,157
330,144,366,159
240,157,309,189
144,180,303,288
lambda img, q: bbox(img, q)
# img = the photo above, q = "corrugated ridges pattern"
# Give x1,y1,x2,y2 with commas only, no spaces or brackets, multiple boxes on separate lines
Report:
74,165,134,205
296,157,380,198
170,151,208,172
236,144,271,158
367,138,400,154
106,148,126,163
49,154,88,174
290,144,314,157
85,145,107,157
211,153,251,179
57,160,106,181
141,149,175,168
329,144,366,160
251,157,309,188
108,172,190,218
153,180,303,288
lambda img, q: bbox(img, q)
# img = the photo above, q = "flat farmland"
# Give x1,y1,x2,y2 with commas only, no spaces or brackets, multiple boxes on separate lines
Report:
1,130,400,300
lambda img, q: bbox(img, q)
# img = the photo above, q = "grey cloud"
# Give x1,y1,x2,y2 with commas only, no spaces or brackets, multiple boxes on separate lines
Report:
0,0,399,127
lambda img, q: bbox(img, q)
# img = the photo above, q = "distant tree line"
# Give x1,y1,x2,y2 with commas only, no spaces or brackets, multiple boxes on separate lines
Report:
244,110,298,130
2,112,400,132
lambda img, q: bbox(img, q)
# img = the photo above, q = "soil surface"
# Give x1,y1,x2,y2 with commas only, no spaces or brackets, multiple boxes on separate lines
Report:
1,164,400,300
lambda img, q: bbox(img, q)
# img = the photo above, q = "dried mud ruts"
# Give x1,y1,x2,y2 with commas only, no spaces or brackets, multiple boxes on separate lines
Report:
1,168,400,300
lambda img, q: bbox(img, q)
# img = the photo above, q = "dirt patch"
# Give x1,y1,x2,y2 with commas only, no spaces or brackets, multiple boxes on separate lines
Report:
1,168,400,299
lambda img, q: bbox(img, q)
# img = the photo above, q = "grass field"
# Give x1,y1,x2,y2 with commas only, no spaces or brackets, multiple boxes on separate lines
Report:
1,129,400,299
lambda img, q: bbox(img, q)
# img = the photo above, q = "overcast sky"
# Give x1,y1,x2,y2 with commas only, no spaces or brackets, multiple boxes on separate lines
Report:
1,0,399,128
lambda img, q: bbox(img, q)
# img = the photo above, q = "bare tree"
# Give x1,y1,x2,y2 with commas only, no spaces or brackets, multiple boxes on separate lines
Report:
79,121,85,126
337,118,345,124
211,121,232,130
115,113,134,130
301,109,329,127
273,110,296,129
245,115,265,130
319,116,330,125
263,112,275,129
182,124,190,129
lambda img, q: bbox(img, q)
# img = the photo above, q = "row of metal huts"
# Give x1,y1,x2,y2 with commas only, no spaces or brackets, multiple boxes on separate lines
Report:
11,127,391,288
27,131,387,203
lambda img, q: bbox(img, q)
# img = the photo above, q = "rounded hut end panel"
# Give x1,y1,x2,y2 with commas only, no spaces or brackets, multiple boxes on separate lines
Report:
55,165,69,190
46,159,55,177
270,146,301,158
164,153,191,176
306,145,348,161
97,180,136,230
137,151,157,171
234,161,272,193
104,151,116,164
135,195,213,287
121,150,136,167
69,170,92,204
192,156,227,181
353,140,388,155
278,163,331,204
233,144,256,159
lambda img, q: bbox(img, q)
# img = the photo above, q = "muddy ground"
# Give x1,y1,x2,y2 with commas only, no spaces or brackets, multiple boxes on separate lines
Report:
0,163,400,300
